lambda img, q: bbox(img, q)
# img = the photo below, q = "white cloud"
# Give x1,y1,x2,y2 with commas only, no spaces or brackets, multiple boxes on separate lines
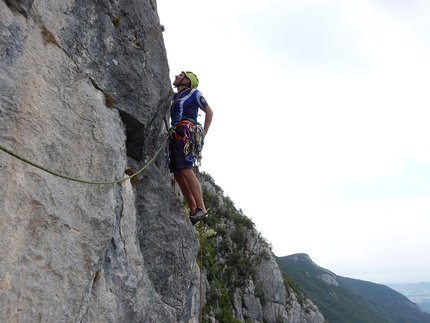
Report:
238,0,374,73
158,0,430,284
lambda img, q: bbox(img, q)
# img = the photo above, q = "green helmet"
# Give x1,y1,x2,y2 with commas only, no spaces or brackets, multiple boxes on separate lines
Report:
183,71,199,89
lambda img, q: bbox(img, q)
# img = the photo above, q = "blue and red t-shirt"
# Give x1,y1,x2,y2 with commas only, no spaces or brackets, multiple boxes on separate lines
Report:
171,89,208,127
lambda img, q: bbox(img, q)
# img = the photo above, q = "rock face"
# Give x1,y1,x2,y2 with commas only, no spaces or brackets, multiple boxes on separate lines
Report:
197,176,325,323
0,1,325,322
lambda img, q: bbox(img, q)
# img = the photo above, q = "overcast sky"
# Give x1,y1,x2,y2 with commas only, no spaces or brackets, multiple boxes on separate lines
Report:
157,0,430,284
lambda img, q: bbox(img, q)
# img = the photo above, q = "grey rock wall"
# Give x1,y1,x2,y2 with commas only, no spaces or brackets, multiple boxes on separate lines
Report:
1,0,200,322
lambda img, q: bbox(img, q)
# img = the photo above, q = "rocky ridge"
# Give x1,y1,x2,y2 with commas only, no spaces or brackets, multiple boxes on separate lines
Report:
0,1,325,322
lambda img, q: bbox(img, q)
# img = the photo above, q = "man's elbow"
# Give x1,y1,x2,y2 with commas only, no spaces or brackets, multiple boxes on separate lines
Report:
205,105,213,117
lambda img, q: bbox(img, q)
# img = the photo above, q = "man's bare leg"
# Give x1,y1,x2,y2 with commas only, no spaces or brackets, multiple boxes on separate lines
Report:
175,168,206,214
174,170,197,212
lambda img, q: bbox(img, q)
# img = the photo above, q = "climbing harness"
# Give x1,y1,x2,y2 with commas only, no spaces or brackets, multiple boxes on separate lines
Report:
169,119,204,168
0,130,172,185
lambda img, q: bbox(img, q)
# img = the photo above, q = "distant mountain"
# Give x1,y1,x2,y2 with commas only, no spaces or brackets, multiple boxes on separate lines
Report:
388,282,430,314
277,253,430,323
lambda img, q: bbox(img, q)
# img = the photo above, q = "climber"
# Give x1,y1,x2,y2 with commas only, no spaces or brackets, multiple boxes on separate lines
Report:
169,71,213,225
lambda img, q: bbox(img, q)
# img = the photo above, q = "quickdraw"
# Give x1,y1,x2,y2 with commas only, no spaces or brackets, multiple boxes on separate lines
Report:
183,123,204,167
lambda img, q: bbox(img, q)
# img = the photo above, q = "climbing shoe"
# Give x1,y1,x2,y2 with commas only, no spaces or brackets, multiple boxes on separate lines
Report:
189,208,208,226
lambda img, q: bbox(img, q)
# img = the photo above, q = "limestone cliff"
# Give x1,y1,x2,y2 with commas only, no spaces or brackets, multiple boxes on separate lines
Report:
0,1,325,322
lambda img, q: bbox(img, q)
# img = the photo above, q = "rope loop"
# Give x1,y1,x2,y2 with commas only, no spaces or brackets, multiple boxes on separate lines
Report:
0,130,172,185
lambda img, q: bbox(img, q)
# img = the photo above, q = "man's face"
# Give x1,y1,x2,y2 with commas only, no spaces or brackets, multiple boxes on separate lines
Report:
173,72,191,87
173,72,188,87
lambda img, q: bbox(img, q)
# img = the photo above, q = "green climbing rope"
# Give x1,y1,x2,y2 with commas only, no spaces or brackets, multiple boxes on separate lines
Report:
0,131,172,185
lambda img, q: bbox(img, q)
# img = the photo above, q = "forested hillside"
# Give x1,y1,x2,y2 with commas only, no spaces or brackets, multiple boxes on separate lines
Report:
277,254,430,323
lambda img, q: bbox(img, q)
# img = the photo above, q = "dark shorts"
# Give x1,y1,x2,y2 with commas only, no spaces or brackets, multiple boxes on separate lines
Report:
169,127,193,173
